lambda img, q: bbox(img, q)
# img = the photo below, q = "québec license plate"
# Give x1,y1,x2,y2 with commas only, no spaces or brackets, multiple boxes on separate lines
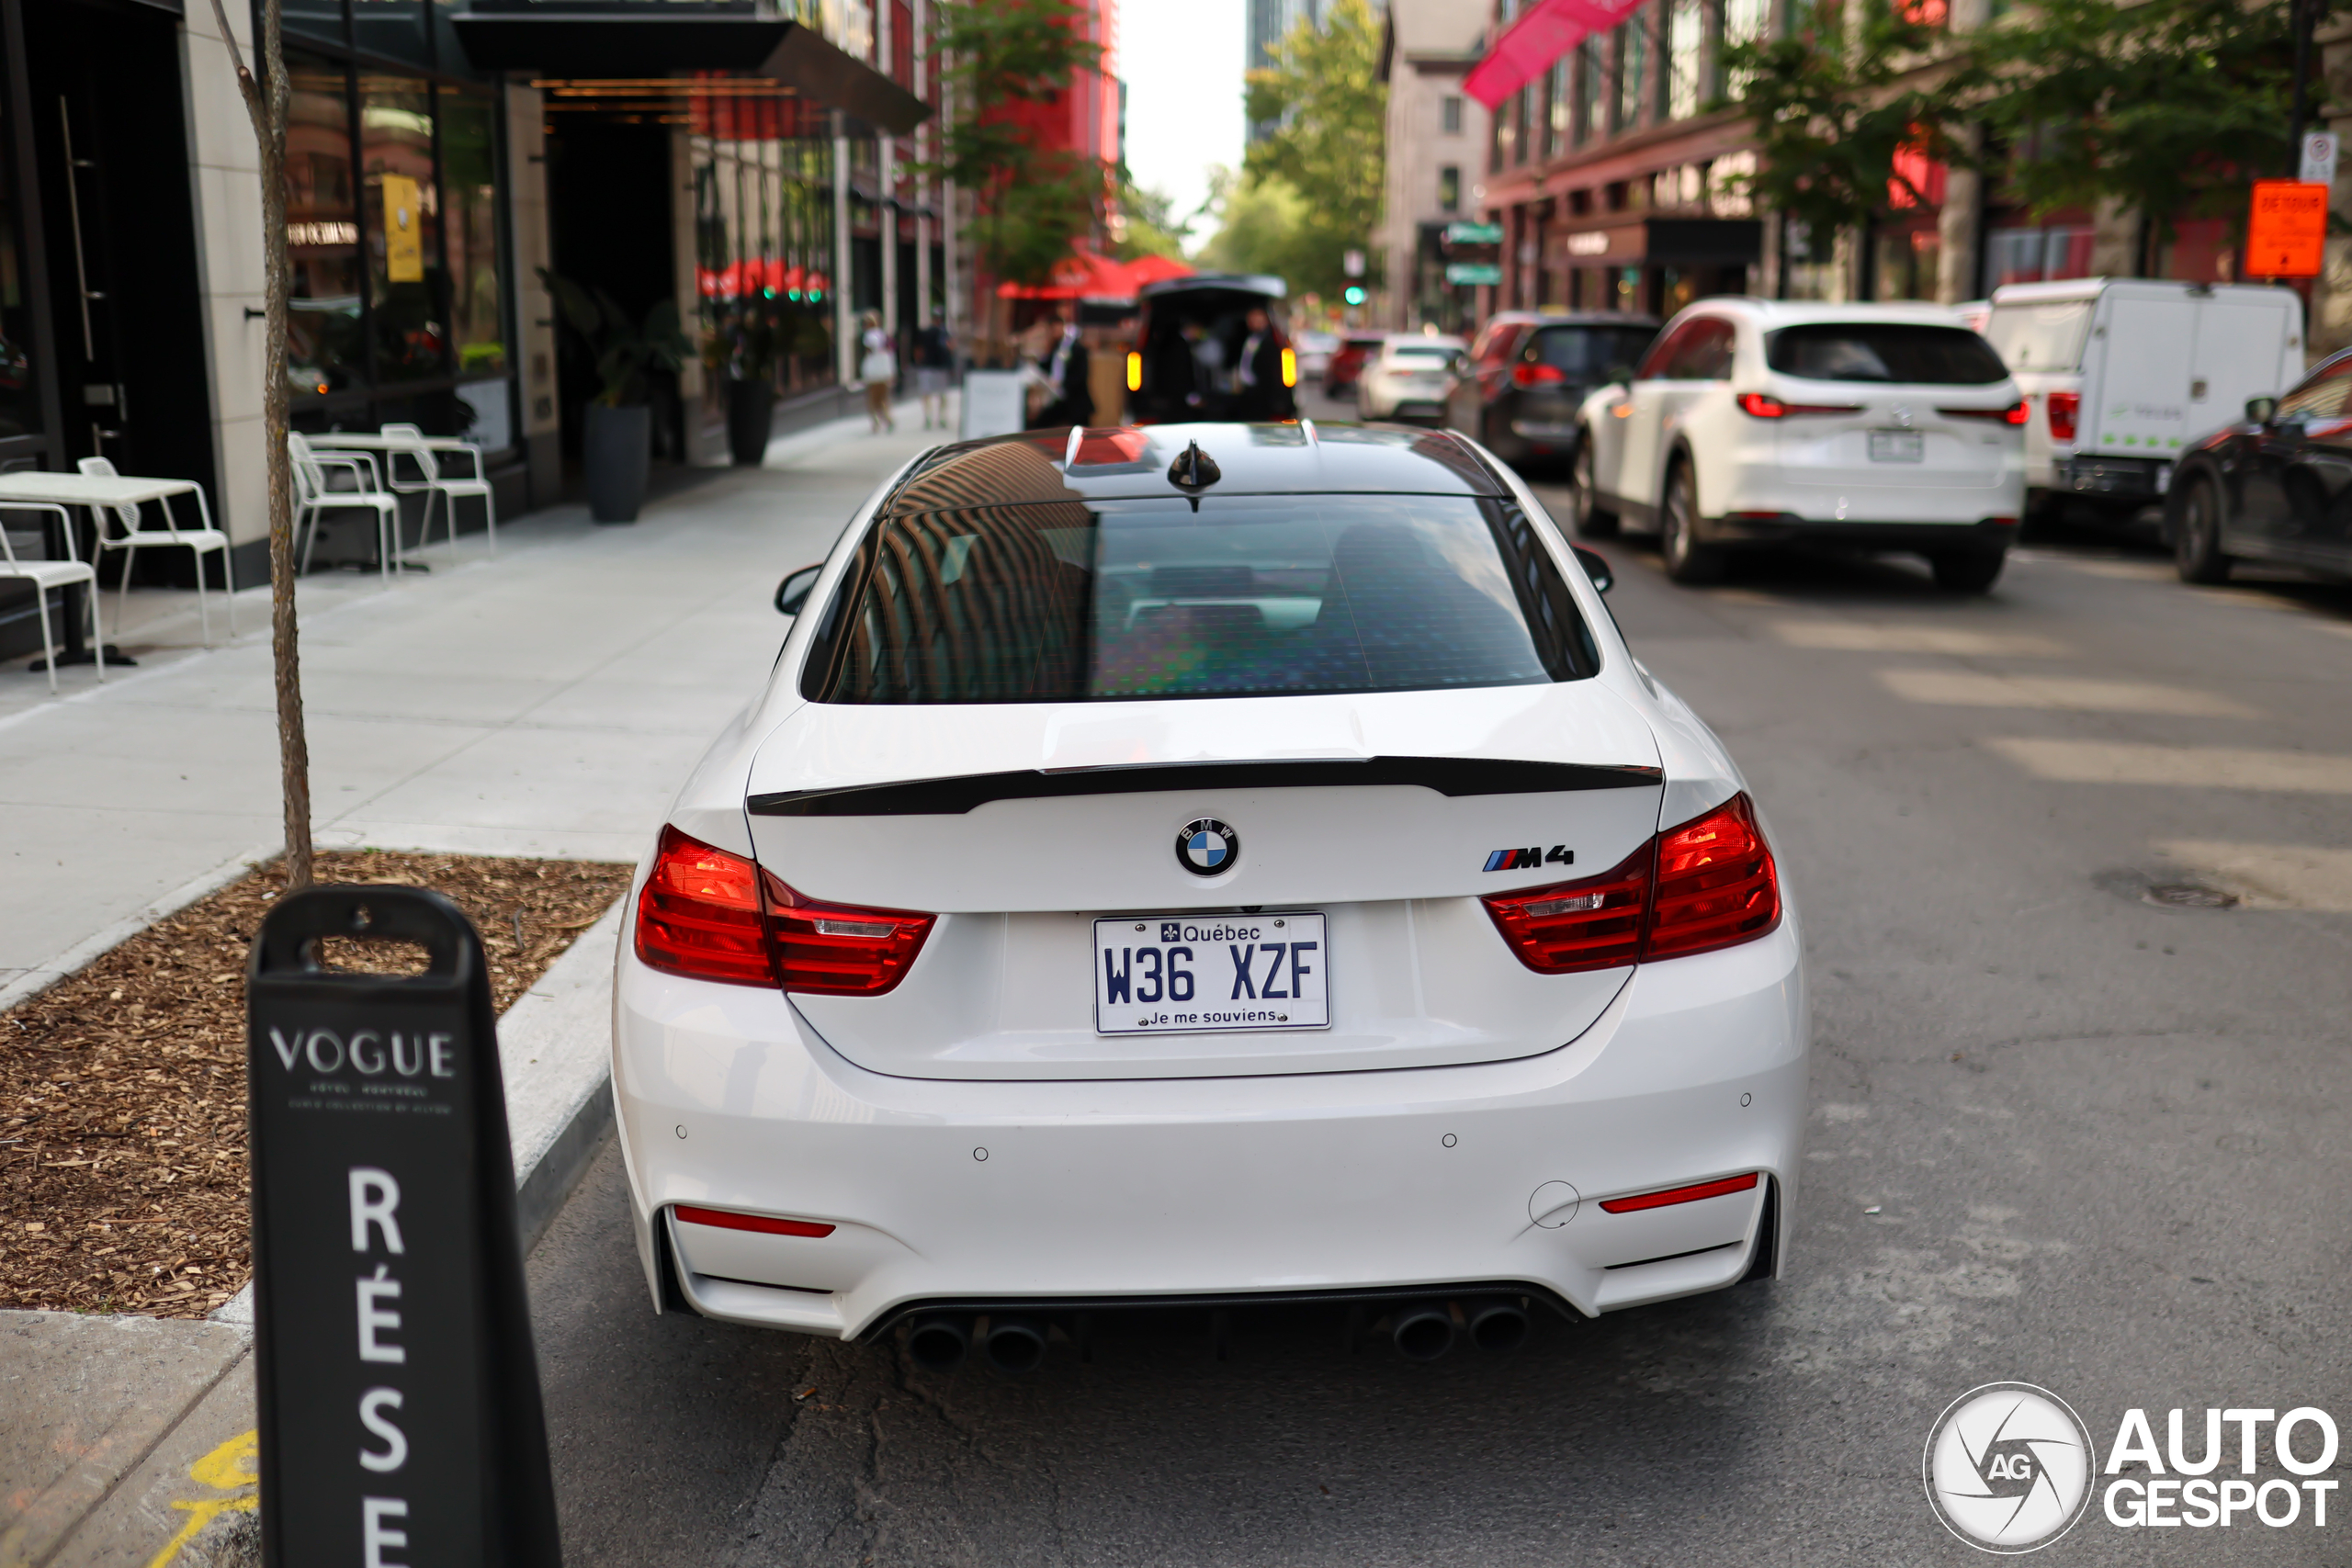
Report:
1869,429,1925,462
1092,913,1329,1035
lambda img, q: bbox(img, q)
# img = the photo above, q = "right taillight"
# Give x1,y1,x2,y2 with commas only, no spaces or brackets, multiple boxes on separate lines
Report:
635,825,934,994
2047,389,2080,444
1512,362,1567,387
1643,794,1781,961
1481,794,1781,974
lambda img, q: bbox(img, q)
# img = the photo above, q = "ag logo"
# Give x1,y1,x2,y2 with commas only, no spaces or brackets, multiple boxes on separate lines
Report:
1924,1382,2097,1553
1175,818,1238,876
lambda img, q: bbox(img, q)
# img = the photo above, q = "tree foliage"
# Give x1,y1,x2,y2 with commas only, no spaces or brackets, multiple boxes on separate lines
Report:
1238,0,1386,297
917,0,1109,286
1972,0,2306,258
1199,169,1315,279
1714,0,1968,248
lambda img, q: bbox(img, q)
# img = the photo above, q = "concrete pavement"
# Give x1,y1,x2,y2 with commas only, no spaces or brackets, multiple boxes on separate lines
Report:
0,407,933,1568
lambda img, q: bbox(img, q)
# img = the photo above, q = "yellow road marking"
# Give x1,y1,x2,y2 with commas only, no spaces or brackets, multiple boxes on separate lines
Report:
1771,621,2072,656
145,1429,256,1568
1878,669,2256,716
1988,739,2352,793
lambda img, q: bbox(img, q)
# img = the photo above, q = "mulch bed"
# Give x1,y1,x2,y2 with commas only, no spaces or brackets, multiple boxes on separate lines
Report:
0,851,632,1318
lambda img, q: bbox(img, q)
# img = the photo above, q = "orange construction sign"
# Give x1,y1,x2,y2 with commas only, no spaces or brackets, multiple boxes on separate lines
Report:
2247,180,2328,277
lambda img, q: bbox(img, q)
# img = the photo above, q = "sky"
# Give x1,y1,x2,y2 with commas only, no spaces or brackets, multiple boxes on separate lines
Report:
1119,0,1248,251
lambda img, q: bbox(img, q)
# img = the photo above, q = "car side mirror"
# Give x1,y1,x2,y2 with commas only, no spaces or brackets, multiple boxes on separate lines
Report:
2245,396,2278,425
1572,545,1613,593
775,563,822,616
1604,364,1635,388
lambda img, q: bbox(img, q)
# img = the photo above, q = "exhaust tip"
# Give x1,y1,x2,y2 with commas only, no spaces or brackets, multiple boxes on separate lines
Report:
907,1315,970,1372
1465,1297,1529,1354
1391,1301,1456,1362
983,1314,1049,1375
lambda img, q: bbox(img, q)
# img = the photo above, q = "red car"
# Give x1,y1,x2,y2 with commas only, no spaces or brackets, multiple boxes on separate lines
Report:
1323,333,1390,398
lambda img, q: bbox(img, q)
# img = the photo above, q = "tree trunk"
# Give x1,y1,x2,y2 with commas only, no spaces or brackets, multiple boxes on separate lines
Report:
207,0,313,889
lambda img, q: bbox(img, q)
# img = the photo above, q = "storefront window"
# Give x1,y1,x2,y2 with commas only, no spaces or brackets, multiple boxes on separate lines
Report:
284,0,345,49
1615,24,1646,132
1986,226,2094,288
1875,227,1940,299
286,56,366,400
359,73,444,384
1577,41,1603,145
352,0,430,67
440,88,503,377
1668,0,1703,120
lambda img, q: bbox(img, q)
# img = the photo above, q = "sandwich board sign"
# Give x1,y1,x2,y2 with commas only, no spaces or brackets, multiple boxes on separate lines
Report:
245,886,560,1567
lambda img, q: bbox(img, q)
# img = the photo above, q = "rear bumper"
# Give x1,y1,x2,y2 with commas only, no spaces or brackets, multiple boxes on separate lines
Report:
2053,454,2171,499
611,918,1809,1338
1702,513,2021,551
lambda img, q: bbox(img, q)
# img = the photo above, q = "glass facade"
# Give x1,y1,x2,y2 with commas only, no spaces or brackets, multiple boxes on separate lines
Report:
689,92,839,401
278,0,514,451
0,61,40,446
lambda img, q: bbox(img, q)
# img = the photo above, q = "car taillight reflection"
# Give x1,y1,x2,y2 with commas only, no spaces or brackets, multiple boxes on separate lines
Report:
1482,794,1781,974
2047,390,2080,444
636,826,935,994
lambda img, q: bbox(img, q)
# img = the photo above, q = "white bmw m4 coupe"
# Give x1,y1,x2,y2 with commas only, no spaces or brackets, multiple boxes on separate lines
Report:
613,422,1806,1371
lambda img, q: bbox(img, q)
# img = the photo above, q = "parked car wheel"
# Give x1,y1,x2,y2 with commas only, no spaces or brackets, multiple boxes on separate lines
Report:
1658,458,1724,584
2174,474,2233,584
1571,431,1619,538
1929,547,2007,594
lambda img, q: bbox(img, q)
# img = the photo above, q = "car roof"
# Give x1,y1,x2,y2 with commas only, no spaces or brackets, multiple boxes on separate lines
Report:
1489,311,1662,328
1674,297,1969,329
1384,334,1465,350
886,423,1505,512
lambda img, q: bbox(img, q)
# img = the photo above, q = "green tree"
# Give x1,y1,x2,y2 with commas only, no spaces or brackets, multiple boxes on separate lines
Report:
1714,0,1972,251
1973,0,2311,273
1114,181,1193,262
918,0,1110,286
1240,0,1386,297
1199,170,1314,278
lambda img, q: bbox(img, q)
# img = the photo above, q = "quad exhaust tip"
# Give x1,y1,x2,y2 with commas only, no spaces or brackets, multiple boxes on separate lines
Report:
908,1314,970,1372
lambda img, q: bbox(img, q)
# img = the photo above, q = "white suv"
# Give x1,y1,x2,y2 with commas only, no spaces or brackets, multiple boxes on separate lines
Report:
1570,299,2027,592
1359,335,1467,423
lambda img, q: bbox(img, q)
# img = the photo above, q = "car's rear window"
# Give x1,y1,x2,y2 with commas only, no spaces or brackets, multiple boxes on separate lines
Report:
1766,323,2008,384
802,494,1600,705
1532,325,1658,378
1388,345,1456,366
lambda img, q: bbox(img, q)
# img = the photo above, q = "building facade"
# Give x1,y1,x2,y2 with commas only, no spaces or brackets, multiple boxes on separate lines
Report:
1247,0,1320,141
1374,0,1491,333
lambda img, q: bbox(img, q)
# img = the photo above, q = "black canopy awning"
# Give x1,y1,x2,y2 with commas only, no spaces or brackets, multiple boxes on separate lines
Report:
449,11,930,134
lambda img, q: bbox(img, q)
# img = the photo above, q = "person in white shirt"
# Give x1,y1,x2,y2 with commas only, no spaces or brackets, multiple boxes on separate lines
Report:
858,311,896,432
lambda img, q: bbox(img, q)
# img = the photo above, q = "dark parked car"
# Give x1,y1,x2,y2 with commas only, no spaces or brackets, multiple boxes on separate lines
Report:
2167,345,2352,585
1323,333,1389,397
1444,312,1661,468
1128,274,1297,423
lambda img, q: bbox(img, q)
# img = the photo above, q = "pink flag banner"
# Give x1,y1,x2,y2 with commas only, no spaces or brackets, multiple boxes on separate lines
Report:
1463,0,1647,110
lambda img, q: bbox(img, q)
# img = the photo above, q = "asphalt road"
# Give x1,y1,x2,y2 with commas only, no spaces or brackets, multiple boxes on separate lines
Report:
526,448,2352,1565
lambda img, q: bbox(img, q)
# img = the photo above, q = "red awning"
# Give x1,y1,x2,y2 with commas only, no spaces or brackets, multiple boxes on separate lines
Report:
1463,0,1646,110
997,249,1193,301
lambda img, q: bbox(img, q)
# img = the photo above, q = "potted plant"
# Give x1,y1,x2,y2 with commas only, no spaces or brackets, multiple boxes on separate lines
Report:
538,268,690,523
721,309,785,466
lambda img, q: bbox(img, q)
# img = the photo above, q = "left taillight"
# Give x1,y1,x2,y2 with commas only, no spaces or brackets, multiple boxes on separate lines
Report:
635,826,934,994
1512,362,1567,387
636,826,775,986
1939,400,2028,425
1482,794,1781,974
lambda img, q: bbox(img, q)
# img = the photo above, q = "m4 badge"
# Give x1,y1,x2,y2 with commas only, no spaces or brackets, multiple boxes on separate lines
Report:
1482,845,1574,873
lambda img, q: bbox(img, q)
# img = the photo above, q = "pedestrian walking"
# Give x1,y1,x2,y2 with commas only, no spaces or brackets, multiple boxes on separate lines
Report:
859,311,897,432
1027,310,1093,429
910,321,954,431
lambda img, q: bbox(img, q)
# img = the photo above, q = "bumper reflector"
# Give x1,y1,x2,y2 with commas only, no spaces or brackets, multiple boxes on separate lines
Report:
673,1204,835,1238
1598,1171,1759,1214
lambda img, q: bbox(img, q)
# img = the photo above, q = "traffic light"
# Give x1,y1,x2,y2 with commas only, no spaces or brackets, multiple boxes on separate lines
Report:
1344,286,1367,306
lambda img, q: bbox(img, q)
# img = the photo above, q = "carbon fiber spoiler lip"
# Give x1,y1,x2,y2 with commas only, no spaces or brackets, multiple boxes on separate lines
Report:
747,756,1664,818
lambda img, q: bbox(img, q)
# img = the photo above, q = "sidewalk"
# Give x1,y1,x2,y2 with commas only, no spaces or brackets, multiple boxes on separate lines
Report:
0,408,932,1568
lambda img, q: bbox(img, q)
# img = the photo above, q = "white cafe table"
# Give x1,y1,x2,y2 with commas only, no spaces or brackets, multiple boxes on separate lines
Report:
0,470,217,664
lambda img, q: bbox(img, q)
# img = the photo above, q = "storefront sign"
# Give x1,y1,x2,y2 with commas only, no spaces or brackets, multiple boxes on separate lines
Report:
1564,231,1611,256
383,175,424,284
2247,180,2326,278
246,886,560,1568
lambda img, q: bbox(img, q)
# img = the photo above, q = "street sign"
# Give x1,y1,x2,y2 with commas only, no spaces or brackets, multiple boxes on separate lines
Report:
1445,262,1503,286
2301,131,2340,187
1342,249,1365,278
2247,180,2327,278
247,886,560,1568
1443,221,1504,246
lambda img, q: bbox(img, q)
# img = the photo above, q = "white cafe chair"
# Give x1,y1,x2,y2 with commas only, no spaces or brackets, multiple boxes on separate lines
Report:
289,432,401,582
0,502,104,694
379,423,496,560
75,457,237,645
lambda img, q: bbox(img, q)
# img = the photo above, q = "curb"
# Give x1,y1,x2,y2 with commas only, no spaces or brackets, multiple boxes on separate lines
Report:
0,844,276,1015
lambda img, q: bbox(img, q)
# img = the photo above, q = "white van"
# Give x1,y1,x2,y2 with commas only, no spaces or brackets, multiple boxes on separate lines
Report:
1983,279,2304,518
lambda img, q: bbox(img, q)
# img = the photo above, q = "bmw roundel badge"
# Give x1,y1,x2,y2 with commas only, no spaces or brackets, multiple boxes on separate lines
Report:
1176,818,1239,876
